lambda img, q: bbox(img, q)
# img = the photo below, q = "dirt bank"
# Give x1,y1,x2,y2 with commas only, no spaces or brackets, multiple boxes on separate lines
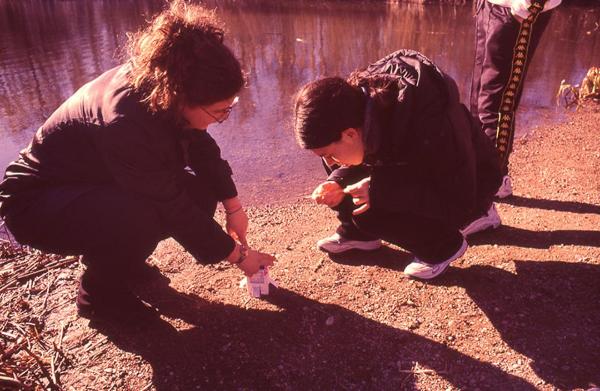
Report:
1,107,599,391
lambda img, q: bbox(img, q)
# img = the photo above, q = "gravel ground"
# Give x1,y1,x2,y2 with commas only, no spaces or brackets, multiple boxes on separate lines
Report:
1,107,599,391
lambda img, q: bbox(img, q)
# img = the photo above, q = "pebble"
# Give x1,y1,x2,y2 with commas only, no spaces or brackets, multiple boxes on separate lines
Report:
325,316,334,326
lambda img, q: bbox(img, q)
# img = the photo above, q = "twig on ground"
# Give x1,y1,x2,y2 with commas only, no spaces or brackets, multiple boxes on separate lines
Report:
0,375,23,390
21,344,60,391
50,353,57,386
0,256,78,294
41,271,61,315
398,368,448,374
398,361,448,375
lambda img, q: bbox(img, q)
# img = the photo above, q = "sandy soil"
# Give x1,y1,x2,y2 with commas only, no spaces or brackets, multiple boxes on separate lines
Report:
1,106,599,391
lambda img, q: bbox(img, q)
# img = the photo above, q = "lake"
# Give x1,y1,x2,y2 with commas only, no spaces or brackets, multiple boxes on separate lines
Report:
1,0,598,204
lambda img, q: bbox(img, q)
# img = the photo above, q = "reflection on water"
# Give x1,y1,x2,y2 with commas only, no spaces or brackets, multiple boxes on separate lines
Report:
1,0,598,204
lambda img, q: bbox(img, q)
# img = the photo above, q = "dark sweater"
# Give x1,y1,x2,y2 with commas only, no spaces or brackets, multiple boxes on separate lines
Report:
328,50,502,226
0,64,236,262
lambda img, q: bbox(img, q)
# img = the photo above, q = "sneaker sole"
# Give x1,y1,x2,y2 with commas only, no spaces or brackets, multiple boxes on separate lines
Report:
404,239,468,280
461,205,502,237
461,218,501,237
495,190,512,199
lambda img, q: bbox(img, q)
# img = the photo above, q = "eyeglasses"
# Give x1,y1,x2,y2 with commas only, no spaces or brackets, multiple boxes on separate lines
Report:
200,96,239,124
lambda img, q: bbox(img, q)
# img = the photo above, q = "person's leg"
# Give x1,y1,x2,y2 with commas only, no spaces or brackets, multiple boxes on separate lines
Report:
355,209,464,265
473,2,552,152
324,163,378,241
315,163,381,253
332,195,379,242
354,209,467,279
3,185,165,318
495,10,551,171
474,3,521,143
469,0,488,130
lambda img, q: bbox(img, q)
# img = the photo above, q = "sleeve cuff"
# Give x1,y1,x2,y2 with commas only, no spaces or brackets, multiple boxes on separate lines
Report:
187,228,236,264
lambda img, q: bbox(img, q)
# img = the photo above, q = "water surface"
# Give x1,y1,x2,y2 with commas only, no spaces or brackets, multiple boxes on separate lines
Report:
1,0,598,204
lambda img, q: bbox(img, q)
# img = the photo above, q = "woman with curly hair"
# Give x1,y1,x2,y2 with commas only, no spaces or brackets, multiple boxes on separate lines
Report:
294,50,502,280
0,1,274,320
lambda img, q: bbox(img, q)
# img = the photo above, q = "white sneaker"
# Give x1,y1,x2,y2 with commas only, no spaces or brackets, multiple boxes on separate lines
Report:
460,203,501,237
316,233,382,254
495,175,513,198
403,239,468,280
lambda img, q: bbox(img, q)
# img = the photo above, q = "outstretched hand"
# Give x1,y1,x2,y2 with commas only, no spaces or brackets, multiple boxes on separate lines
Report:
237,249,276,276
311,181,345,208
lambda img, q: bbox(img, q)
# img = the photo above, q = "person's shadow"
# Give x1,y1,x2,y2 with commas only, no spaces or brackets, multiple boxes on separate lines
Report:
433,261,600,390
499,195,600,215
468,224,600,248
328,246,413,270
89,279,536,390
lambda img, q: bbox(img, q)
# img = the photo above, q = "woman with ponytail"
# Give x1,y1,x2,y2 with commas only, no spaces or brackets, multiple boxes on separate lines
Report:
0,1,274,321
294,50,502,280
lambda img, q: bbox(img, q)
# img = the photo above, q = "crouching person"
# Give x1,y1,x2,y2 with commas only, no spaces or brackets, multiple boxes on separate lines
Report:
0,1,274,321
293,50,502,280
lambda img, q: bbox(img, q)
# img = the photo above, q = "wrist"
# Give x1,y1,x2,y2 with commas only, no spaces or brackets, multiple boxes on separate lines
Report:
223,197,242,212
229,243,248,265
225,205,243,215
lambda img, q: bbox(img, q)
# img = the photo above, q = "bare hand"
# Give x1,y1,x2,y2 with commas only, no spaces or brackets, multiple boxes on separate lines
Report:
344,177,371,215
226,209,249,247
237,249,276,276
311,181,345,208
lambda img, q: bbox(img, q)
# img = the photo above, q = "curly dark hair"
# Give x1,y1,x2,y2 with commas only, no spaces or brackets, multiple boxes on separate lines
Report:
126,0,245,114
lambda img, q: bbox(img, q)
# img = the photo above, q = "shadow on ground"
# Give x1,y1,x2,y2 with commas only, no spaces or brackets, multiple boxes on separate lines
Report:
89,280,535,391
433,261,600,390
468,224,600,249
499,195,600,215
328,246,412,270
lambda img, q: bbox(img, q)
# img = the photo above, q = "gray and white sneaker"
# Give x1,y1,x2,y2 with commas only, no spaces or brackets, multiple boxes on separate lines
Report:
460,203,501,237
316,233,382,254
403,239,468,280
495,175,513,198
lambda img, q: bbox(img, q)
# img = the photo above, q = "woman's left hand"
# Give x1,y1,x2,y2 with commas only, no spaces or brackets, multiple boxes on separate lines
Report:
344,177,371,215
226,208,249,246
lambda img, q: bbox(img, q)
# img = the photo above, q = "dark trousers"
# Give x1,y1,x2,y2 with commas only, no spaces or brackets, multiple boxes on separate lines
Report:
2,173,218,293
470,0,552,170
325,165,464,265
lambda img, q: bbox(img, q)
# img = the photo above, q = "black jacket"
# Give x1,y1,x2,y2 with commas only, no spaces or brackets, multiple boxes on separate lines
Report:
0,64,236,261
329,50,502,226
